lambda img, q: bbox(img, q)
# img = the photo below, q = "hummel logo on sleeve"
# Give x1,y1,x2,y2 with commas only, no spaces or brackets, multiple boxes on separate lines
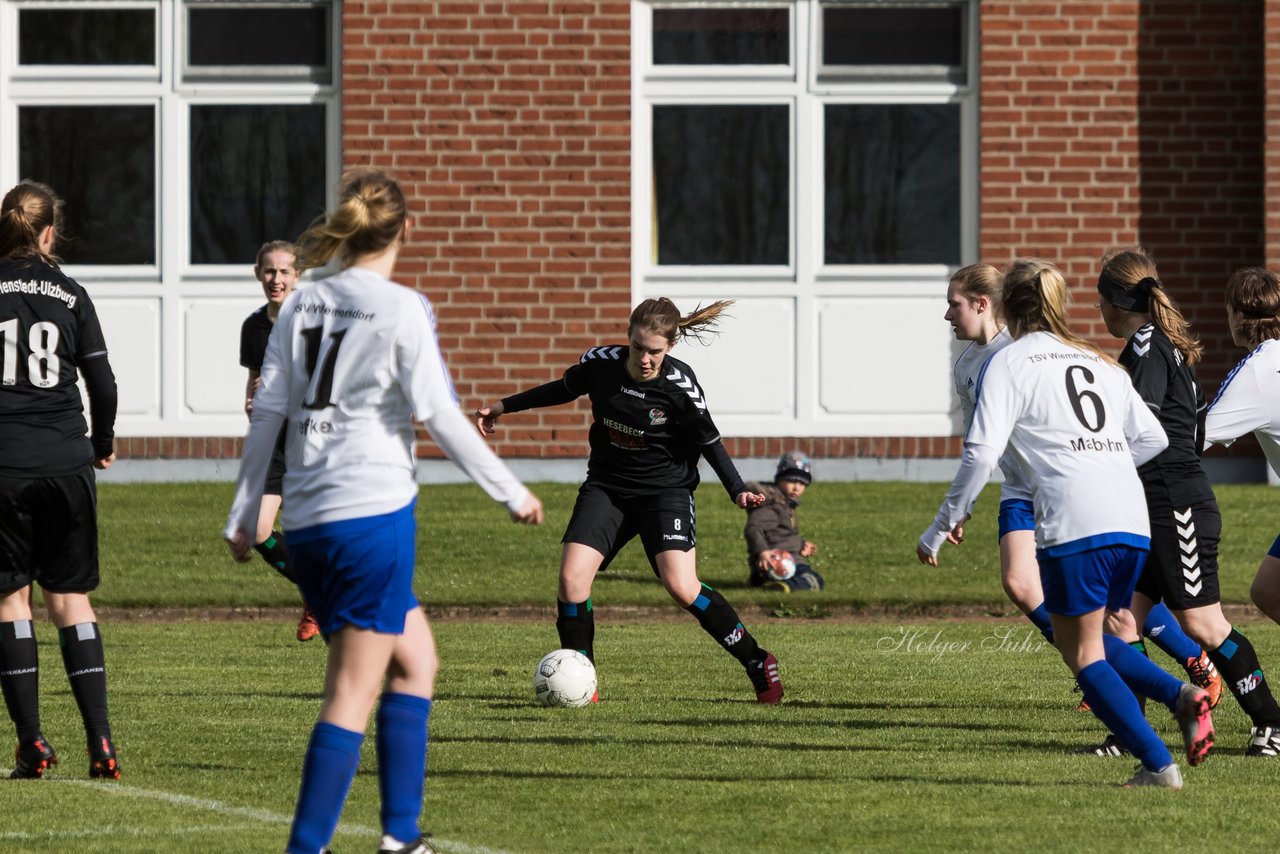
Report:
665,367,706,411
1131,325,1153,357
580,346,623,363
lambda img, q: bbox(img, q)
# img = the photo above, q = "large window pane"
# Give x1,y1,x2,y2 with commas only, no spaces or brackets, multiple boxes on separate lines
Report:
189,105,326,265
653,9,789,65
653,105,789,265
19,9,155,65
19,106,156,265
822,5,964,67
824,104,960,265
188,5,329,77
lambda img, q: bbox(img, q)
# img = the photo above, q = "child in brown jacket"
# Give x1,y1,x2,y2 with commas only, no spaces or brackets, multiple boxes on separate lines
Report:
744,451,825,592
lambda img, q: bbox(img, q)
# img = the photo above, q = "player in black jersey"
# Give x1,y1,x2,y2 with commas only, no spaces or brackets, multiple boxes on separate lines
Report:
239,241,319,642
476,298,783,703
1098,247,1280,756
0,182,121,779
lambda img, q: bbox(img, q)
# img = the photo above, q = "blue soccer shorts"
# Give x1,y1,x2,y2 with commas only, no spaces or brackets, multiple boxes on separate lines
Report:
285,499,418,639
1038,542,1148,617
997,498,1035,541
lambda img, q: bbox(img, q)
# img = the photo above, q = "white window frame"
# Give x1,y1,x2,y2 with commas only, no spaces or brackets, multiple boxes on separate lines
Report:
632,0,980,437
0,0,343,436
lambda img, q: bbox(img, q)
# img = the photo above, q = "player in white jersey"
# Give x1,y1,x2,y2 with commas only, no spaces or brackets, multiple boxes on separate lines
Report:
224,169,544,854
1204,266,1280,756
918,259,1214,788
926,263,1053,645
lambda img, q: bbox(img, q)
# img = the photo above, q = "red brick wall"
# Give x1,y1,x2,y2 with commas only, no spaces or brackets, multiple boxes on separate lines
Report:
981,1,1264,397
342,1,632,459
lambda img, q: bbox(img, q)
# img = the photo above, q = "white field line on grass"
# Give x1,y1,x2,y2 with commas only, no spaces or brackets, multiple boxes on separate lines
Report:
0,772,519,854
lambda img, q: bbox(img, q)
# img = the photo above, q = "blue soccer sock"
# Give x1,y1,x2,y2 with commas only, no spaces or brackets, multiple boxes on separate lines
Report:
1142,602,1201,663
1102,634,1181,710
376,692,433,845
288,722,364,854
1076,660,1173,772
1025,604,1054,644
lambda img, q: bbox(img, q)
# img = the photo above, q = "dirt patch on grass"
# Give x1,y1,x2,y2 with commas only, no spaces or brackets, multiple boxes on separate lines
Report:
92,602,1271,625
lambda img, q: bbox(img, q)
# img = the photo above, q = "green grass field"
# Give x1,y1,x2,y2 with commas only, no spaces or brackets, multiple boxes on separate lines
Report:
5,481,1280,852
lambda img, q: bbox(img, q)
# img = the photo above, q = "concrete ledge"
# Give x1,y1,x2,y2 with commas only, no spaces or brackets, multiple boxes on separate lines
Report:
95,455,1271,485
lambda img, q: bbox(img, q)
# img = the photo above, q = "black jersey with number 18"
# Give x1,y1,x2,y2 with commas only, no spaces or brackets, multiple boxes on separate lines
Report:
0,257,109,475
563,346,723,496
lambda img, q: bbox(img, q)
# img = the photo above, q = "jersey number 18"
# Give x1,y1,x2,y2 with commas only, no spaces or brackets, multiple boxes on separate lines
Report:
0,317,61,388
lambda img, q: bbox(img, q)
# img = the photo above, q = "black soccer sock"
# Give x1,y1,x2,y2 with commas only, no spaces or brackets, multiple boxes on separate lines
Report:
1128,639,1149,714
1208,628,1280,727
253,531,296,583
685,584,762,666
556,599,595,663
0,621,41,741
58,623,112,743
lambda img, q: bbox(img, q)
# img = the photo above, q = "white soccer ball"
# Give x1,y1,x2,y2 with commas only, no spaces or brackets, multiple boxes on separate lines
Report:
765,550,797,582
533,649,597,708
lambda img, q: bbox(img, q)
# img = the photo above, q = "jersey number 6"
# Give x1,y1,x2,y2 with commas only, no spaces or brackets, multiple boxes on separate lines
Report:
1064,364,1106,433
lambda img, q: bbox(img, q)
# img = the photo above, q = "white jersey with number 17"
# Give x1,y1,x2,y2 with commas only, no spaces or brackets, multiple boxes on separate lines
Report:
226,266,528,536
967,331,1167,555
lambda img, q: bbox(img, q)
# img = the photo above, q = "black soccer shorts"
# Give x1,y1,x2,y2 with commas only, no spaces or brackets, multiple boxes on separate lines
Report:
0,467,100,594
563,482,696,575
1134,500,1221,611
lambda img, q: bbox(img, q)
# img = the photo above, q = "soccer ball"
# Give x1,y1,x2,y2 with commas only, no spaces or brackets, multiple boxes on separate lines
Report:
765,550,797,582
533,649,597,707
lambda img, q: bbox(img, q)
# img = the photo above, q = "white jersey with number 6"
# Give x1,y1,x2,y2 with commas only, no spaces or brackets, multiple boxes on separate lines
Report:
226,266,528,536
923,331,1168,557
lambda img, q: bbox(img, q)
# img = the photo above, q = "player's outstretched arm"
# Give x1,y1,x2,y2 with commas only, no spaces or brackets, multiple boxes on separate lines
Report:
475,401,505,435
510,492,544,525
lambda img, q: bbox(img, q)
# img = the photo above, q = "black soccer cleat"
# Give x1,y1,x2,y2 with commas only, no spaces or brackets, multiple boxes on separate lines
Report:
11,734,57,779
1074,733,1129,758
1245,725,1280,757
88,735,121,780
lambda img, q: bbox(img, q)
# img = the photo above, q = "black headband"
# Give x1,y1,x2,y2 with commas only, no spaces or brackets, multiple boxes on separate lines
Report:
1097,271,1158,312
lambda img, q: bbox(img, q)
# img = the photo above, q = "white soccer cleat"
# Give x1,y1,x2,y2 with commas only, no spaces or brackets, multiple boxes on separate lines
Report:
1122,763,1183,789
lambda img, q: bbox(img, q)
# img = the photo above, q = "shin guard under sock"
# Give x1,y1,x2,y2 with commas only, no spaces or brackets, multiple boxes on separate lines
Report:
1143,602,1202,663
1208,628,1280,726
376,692,432,845
556,599,595,663
254,530,296,583
58,623,111,743
1077,660,1173,772
289,722,363,854
685,584,761,666
0,621,40,741
1102,634,1180,709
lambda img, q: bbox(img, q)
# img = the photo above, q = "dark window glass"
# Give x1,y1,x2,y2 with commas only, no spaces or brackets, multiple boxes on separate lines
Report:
19,106,156,265
188,6,329,75
653,105,789,266
824,104,960,265
18,9,155,65
189,105,326,265
653,8,789,65
822,5,963,67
